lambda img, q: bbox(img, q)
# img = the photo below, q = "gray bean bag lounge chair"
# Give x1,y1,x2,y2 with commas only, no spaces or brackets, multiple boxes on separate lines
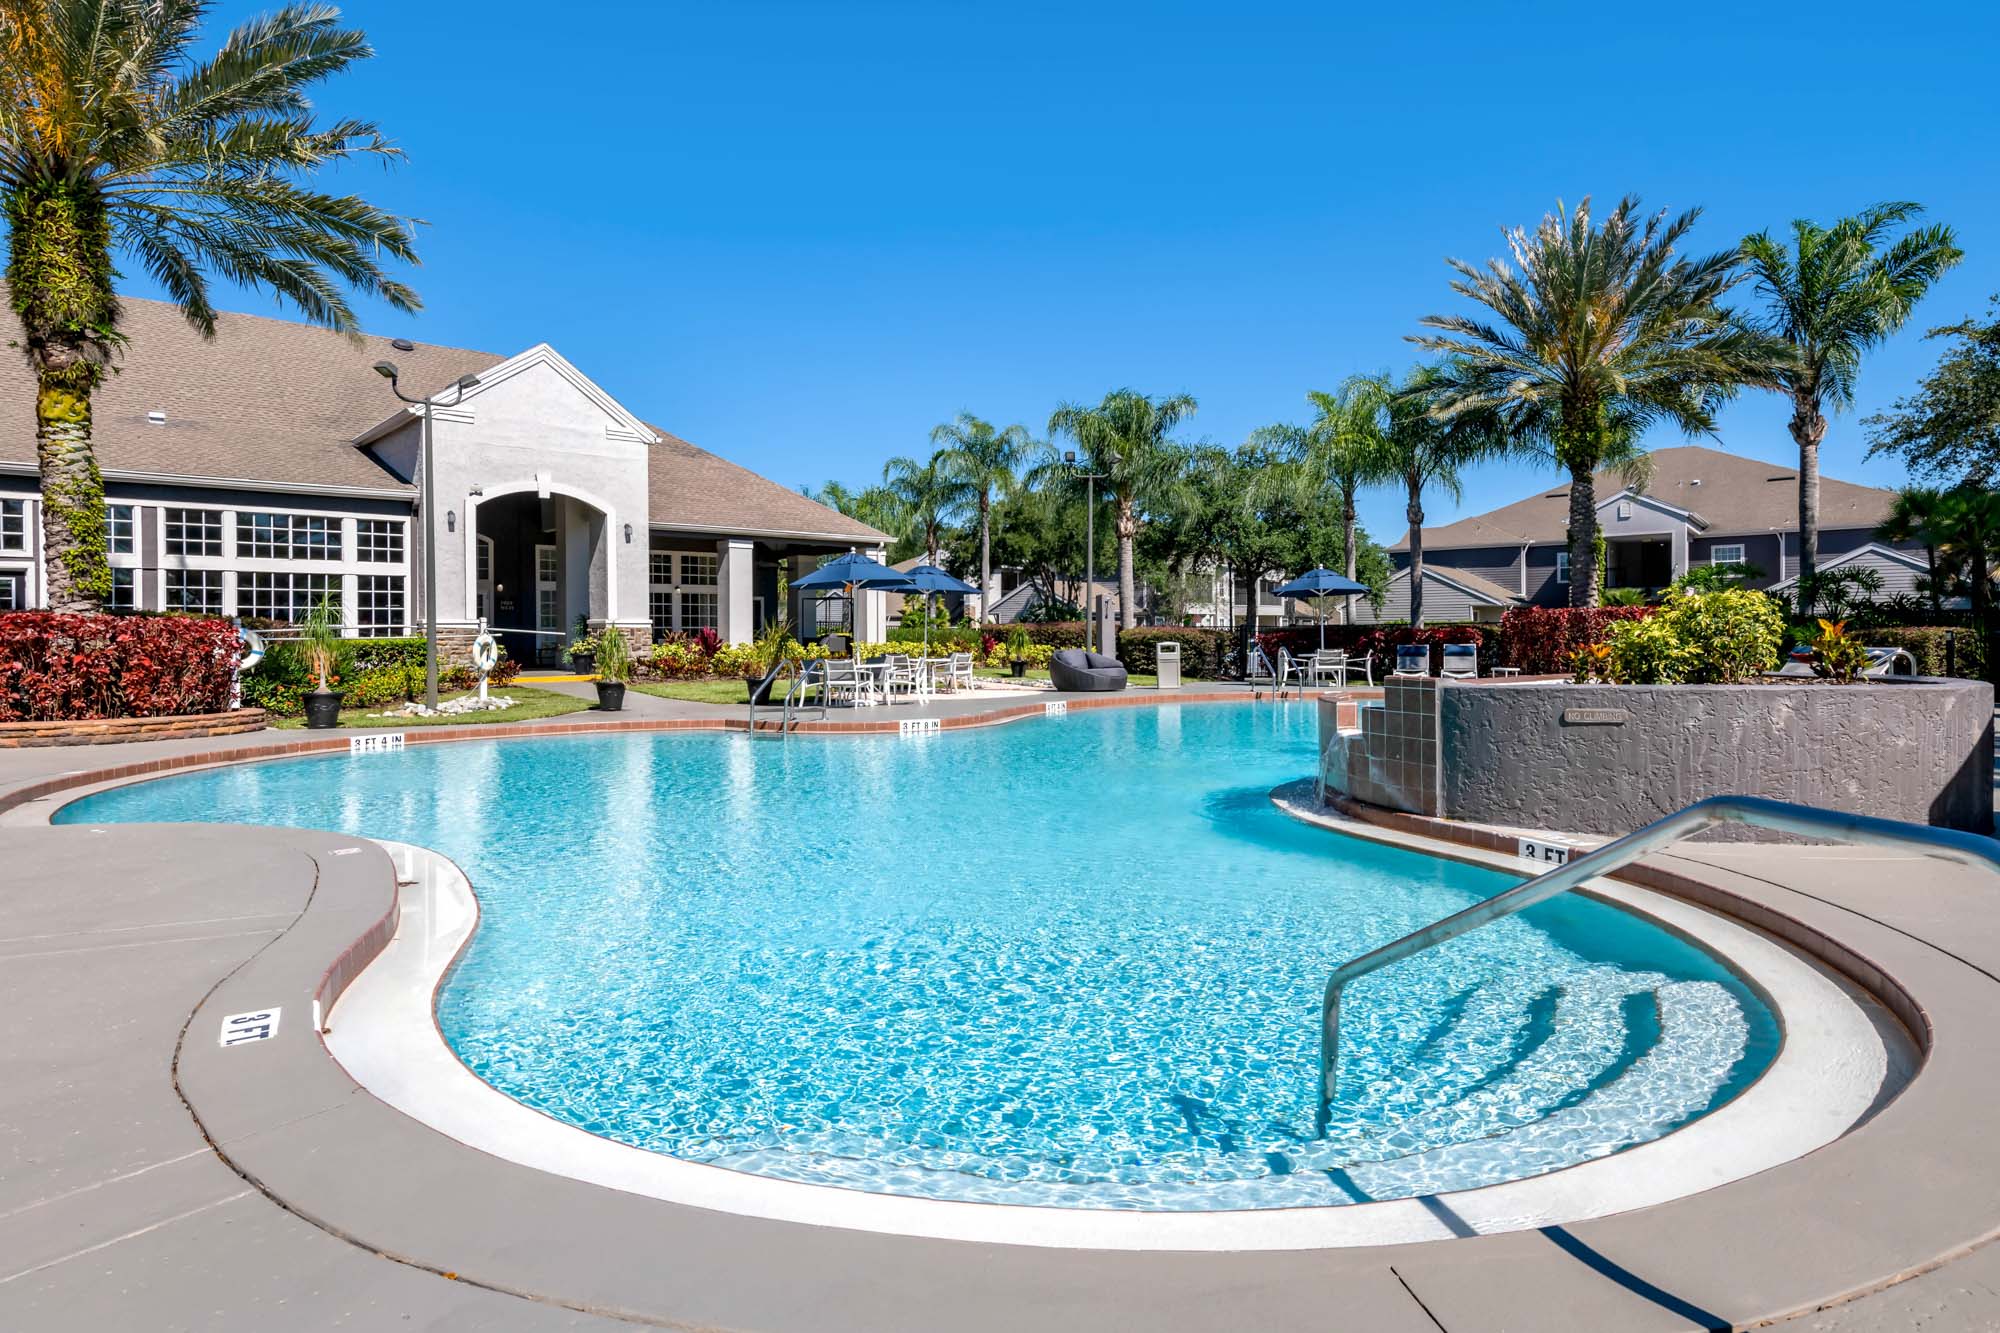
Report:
1050,648,1128,692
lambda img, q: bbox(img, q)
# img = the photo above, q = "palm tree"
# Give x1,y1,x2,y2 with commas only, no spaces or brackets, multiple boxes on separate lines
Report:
879,453,963,565
800,480,903,536
1741,203,1962,616
1045,389,1196,630
1374,366,1507,626
931,413,1030,621
1414,195,1787,608
1877,485,1952,619
1300,378,1395,622
1,1,420,611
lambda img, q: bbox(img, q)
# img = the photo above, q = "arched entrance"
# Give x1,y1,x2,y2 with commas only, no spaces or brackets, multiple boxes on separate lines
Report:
473,488,614,667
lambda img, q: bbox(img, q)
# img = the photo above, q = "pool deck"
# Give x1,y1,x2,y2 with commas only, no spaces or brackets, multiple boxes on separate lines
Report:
5,694,2000,1330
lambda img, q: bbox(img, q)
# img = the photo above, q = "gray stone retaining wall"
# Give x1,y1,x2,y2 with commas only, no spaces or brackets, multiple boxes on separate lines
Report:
1321,677,1994,836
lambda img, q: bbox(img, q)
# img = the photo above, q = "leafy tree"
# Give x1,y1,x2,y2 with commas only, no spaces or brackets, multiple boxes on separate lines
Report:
930,412,1030,620
1043,389,1197,630
800,479,904,537
1876,485,1953,618
1414,195,1787,608
878,453,965,564
1,0,419,610
1740,203,1962,615
1374,365,1508,626
1866,299,2000,486
1256,379,1395,623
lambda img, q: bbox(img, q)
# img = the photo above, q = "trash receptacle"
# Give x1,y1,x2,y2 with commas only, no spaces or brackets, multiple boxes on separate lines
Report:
1157,641,1182,690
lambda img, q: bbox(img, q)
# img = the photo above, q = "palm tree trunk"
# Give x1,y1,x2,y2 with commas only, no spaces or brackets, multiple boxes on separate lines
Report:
1567,467,1598,609
978,490,992,623
1116,499,1138,632
1406,481,1426,628
1790,402,1827,618
1926,543,1942,620
8,180,116,613
1342,486,1358,625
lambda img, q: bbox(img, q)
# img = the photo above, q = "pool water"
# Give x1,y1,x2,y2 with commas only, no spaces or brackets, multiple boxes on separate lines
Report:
61,702,1777,1210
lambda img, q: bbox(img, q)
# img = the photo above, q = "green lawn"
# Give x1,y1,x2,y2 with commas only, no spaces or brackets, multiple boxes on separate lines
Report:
272,685,596,729
629,679,754,706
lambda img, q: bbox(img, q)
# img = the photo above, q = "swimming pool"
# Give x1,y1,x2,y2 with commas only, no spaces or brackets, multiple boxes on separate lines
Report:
61,702,1779,1210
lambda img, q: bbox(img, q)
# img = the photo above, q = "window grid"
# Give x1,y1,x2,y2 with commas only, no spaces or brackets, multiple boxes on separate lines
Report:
649,552,673,584
237,511,341,561
238,572,337,624
1709,544,1746,566
165,508,223,557
536,547,559,583
0,570,24,610
108,567,135,613
356,575,405,637
649,588,674,638
355,519,403,563
1555,551,1571,585
106,505,134,555
679,553,718,586
165,569,224,615
0,500,26,553
679,589,719,632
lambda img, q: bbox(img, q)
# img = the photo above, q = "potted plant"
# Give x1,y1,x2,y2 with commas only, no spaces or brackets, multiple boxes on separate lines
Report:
738,620,799,703
1004,627,1032,678
299,595,346,729
594,628,632,710
566,614,597,674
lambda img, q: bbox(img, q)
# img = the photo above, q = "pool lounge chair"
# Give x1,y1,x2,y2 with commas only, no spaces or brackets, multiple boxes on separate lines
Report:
1440,643,1478,679
1392,645,1430,678
1863,646,1918,678
1050,649,1128,692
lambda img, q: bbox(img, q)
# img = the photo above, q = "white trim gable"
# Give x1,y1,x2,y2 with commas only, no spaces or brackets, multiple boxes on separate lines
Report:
350,343,661,447
1386,564,1519,607
1766,543,1928,592
1595,488,1708,531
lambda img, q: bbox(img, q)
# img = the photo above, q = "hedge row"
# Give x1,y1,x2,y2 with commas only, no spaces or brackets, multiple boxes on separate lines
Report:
0,612,241,721
1498,606,1655,675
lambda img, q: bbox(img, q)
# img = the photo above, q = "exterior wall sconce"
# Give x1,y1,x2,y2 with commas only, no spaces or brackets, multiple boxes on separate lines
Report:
446,510,457,533
624,523,633,544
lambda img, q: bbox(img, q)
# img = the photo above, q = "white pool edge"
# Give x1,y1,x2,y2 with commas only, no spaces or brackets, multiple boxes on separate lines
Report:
324,836,1914,1252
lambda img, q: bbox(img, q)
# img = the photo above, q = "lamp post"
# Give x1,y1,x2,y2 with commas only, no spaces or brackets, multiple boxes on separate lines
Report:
1064,449,1115,653
373,352,480,712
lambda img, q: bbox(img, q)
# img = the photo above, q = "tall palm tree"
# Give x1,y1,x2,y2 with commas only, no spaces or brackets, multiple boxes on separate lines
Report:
800,479,903,536
1877,485,1951,619
879,453,962,565
1301,378,1395,622
1375,366,1507,626
1,0,420,611
1045,389,1196,630
1741,203,1962,616
1414,195,1787,608
931,412,1030,621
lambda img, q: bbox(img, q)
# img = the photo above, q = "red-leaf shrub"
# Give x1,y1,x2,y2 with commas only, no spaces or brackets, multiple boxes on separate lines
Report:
0,613,242,721
1499,605,1655,675
1257,623,1493,674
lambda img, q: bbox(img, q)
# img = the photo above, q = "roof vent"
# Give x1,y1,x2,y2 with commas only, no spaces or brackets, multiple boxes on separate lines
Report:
1690,478,1702,487
145,409,166,425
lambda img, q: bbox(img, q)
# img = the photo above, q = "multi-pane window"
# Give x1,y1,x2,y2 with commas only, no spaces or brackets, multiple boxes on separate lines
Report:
237,511,341,560
238,571,336,623
0,570,24,609
166,569,224,615
649,552,673,584
679,553,718,586
1709,543,1746,566
106,504,134,555
679,589,719,632
0,500,26,553
649,589,674,638
165,508,223,557
356,519,403,563
356,575,405,637
108,567,135,613
537,547,559,583
1554,551,1571,585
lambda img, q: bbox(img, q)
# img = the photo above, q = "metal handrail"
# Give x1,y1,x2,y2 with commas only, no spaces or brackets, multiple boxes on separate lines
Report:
747,657,829,735
1314,794,2000,1135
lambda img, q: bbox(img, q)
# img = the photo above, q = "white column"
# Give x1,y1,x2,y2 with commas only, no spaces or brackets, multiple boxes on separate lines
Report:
718,538,755,645
855,546,890,642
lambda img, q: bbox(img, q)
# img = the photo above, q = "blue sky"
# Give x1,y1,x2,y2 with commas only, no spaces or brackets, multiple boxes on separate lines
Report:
148,1,2000,546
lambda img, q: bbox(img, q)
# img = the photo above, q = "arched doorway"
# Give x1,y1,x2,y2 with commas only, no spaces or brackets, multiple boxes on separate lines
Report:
474,488,612,667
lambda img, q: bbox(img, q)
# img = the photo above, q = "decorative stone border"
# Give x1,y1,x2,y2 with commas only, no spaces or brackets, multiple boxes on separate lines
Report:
0,706,266,748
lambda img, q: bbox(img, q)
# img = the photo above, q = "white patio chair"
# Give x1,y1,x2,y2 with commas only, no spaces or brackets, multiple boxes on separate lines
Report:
1308,649,1349,687
1392,645,1431,678
883,653,922,703
1277,648,1309,693
1440,643,1478,679
821,658,869,707
946,652,975,691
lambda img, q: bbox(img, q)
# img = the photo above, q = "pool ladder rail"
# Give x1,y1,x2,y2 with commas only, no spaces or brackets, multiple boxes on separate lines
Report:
747,657,824,736
1315,794,2000,1136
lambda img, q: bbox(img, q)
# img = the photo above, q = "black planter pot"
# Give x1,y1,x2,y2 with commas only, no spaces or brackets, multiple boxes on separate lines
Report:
746,676,779,705
303,689,345,729
570,652,597,675
595,681,626,712
1010,660,1028,678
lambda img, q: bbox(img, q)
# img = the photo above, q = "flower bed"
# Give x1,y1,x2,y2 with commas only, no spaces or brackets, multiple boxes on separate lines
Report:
0,612,242,721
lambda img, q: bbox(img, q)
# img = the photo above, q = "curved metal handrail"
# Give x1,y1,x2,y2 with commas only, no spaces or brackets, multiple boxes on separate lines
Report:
1315,794,2000,1136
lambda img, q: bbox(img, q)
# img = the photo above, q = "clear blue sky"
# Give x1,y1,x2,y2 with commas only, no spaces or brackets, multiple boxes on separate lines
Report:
149,1,2000,547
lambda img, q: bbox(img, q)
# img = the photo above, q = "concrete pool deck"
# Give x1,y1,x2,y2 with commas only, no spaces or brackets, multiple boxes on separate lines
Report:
5,696,2000,1330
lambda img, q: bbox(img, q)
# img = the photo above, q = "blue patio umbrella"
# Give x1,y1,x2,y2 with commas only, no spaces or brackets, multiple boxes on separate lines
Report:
790,551,916,650
900,563,977,655
1273,568,1370,651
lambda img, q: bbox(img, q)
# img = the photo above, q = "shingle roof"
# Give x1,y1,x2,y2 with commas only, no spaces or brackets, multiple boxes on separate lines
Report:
1391,445,1897,551
0,290,888,541
1390,563,1522,605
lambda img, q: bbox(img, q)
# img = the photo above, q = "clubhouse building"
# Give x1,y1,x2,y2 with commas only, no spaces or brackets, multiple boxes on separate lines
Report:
1357,445,1923,623
0,296,890,664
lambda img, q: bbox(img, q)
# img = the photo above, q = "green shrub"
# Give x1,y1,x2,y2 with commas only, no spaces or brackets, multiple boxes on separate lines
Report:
1827,625,1992,680
1603,614,1695,684
1659,587,1784,684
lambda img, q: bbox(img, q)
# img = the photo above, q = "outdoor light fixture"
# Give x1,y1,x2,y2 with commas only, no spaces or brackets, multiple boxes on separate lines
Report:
447,511,456,533
1066,450,1116,652
624,523,633,544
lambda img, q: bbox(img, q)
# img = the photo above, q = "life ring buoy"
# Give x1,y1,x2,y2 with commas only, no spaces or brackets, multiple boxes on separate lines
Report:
237,625,266,673
470,632,500,674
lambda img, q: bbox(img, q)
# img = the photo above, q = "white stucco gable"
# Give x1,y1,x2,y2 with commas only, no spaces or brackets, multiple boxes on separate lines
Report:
351,343,661,450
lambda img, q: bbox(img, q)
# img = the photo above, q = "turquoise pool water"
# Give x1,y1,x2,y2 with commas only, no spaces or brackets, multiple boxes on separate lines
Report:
61,702,1777,1209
